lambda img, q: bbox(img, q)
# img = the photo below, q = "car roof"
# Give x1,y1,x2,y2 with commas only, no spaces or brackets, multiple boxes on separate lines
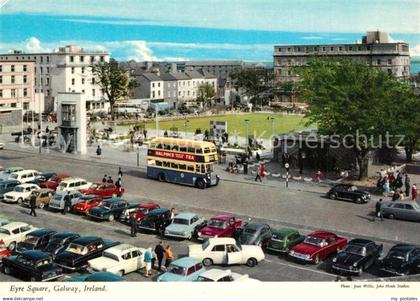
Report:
211,214,234,221
149,208,170,215
28,229,56,236
348,239,374,246
274,228,298,236
55,190,80,196
199,269,231,280
0,180,20,185
34,188,53,193
244,223,267,230
72,236,101,245
308,231,336,239
174,212,197,219
5,167,24,172
21,250,51,260
102,197,125,203
208,237,236,244
1,222,30,230
106,244,139,254
61,177,87,183
80,194,101,199
40,172,56,176
52,232,79,239
11,169,38,175
172,257,202,268
139,202,159,208
390,244,418,252
17,183,39,188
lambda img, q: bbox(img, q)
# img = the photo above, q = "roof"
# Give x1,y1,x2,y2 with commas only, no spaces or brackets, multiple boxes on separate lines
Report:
174,212,197,220
27,229,56,237
17,183,39,188
79,194,101,200
211,214,234,221
34,188,53,193
185,60,243,66
308,231,336,239
159,73,177,81
348,239,374,246
199,269,231,280
391,244,418,251
142,73,162,82
208,237,236,244
244,223,267,230
61,177,87,183
106,244,137,254
73,236,101,246
199,70,217,79
150,137,217,149
1,222,29,230
169,72,190,80
21,250,51,261
149,208,170,215
0,180,20,185
10,169,38,175
185,70,204,79
102,197,125,203
274,228,299,236
139,202,159,209
172,257,201,268
51,232,79,240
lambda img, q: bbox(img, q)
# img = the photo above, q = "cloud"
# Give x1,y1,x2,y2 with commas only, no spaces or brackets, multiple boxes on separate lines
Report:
148,41,272,51
24,37,51,52
105,41,157,61
410,44,420,57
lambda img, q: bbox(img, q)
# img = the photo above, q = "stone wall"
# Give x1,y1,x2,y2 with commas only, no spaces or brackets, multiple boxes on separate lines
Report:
0,109,22,133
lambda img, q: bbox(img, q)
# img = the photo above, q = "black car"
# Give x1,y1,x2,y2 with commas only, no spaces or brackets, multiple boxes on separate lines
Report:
237,223,272,247
138,208,171,232
16,229,57,253
327,184,370,204
54,236,120,271
380,244,420,276
30,172,57,185
87,198,136,222
331,239,383,275
2,250,63,281
43,232,80,259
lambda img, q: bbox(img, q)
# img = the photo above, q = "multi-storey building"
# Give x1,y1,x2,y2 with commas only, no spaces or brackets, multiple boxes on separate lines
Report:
159,73,178,109
0,45,110,112
135,72,164,100
273,31,410,84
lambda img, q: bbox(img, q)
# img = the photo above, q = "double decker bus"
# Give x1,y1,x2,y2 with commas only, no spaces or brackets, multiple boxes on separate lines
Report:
146,137,220,189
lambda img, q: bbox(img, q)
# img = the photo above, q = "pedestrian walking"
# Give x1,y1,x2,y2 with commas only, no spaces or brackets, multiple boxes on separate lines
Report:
372,199,384,221
62,191,71,215
383,178,390,197
143,129,147,140
129,214,137,237
170,208,176,221
29,192,37,217
118,167,123,178
144,248,153,277
412,184,418,201
154,241,165,271
404,174,411,197
107,176,113,184
115,177,122,194
254,165,262,182
315,169,323,183
243,159,248,175
96,145,102,158
164,245,174,268
102,174,107,183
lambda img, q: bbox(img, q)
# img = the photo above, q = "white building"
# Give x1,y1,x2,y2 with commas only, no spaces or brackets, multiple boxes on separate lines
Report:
134,72,164,100
0,46,110,113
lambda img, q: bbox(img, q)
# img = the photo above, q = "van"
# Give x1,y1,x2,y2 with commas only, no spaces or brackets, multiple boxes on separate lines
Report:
9,169,39,184
56,178,92,192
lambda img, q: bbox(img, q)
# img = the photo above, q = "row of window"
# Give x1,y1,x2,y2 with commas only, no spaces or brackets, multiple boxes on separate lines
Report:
0,65,28,72
69,55,105,63
71,78,96,85
0,102,30,109
66,88,100,96
151,143,215,154
0,88,28,98
276,44,396,53
277,57,396,66
0,75,29,84
153,160,213,174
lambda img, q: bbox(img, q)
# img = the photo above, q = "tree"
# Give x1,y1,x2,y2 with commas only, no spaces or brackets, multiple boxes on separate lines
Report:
296,58,409,180
91,59,137,120
197,83,216,108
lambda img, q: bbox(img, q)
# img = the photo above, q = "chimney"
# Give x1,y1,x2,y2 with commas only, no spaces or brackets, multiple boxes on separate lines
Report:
171,63,177,73
146,61,153,71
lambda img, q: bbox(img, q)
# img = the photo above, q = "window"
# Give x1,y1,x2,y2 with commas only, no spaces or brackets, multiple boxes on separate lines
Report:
92,89,96,97
23,65,27,72
388,59,392,65
71,67,75,74
46,56,49,63
80,56,84,62
358,46,362,51
171,162,178,169
70,56,74,63
40,56,43,63
23,88,27,97
339,47,342,51
152,83,155,88
212,245,225,252
0,65,2,72
46,78,49,85
11,75,15,84
82,78,85,84
23,102,29,110
62,104,76,122
90,56,95,63
330,47,334,51
100,56,104,62
92,78,95,84
82,67,85,74
0,90,2,98
132,250,141,258
0,76,2,84
40,67,43,73
322,47,326,51
72,78,75,85
377,59,381,65
187,165,194,172
23,75,27,83
82,89,85,93
11,65,15,72
349,46,353,51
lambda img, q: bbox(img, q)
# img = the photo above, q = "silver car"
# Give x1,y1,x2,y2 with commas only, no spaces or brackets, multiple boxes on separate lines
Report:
381,201,420,222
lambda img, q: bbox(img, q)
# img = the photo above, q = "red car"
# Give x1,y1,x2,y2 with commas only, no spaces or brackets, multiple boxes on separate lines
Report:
120,202,160,223
197,214,243,241
0,240,11,260
288,231,347,264
72,195,103,214
39,174,70,191
80,183,124,198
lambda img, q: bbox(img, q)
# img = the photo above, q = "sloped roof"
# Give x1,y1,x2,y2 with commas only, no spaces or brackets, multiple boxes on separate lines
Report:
185,70,204,79
169,72,190,80
142,73,162,81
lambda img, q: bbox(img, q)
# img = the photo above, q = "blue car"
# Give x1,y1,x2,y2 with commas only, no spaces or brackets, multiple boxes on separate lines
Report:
164,212,206,240
157,257,206,282
30,172,56,185
64,271,125,282
0,180,20,199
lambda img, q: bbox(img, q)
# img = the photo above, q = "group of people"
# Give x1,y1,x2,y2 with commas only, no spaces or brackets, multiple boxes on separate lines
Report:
377,170,418,201
143,241,174,277
102,167,124,191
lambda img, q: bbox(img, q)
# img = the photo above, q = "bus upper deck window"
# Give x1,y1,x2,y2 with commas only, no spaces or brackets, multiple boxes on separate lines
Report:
196,148,203,154
206,164,213,172
171,162,179,169
204,147,210,153
172,145,179,151
187,147,195,153
180,147,187,152
157,144,163,149
156,161,162,166
211,147,216,152
179,164,186,170
164,144,171,150
150,143,156,148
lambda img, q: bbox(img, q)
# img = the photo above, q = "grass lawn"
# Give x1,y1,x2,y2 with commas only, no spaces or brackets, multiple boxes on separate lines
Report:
141,113,309,139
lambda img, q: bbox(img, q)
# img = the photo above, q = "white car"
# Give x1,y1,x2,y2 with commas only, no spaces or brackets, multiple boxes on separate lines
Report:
3,184,40,204
188,237,265,267
0,222,37,251
8,169,39,184
87,244,146,276
56,177,92,192
0,142,4,150
196,269,260,282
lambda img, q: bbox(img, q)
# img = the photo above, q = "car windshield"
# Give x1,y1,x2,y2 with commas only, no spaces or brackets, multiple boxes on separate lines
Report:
389,250,408,261
304,236,324,247
67,243,88,255
86,199,99,205
24,235,40,246
0,229,10,235
244,228,257,234
53,194,62,201
413,203,420,210
168,265,186,275
89,184,98,189
208,219,227,229
9,174,18,179
173,218,189,225
202,240,210,250
344,245,366,256
102,201,112,209
103,252,120,262
44,241,61,251
49,175,58,182
196,276,214,282
272,233,285,240
14,186,25,192
58,183,67,188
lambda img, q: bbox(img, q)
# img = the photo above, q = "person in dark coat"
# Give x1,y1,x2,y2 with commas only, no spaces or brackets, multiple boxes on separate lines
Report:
107,176,113,184
62,191,71,215
102,175,107,183
96,145,102,157
243,159,248,175
372,199,384,221
154,241,165,271
29,192,37,217
404,174,411,197
129,214,137,237
118,167,123,178
391,190,400,202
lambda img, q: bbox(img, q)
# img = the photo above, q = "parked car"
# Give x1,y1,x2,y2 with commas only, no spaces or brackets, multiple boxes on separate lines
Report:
0,222,37,251
266,228,305,254
55,236,120,271
327,184,371,204
0,142,4,150
87,198,137,222
2,183,40,204
8,169,39,184
195,269,260,282
30,172,56,185
120,202,160,223
379,244,420,276
0,180,20,199
21,188,53,209
87,244,146,276
381,201,420,222
331,239,383,275
197,214,243,241
2,250,63,281
43,232,81,259
237,223,272,247
189,237,265,267
0,167,24,181
49,190,83,212
56,177,92,192
39,174,70,191
16,229,57,253
164,212,206,240
157,257,206,282
64,271,124,282
0,240,11,261
138,208,172,232
288,231,347,264
72,195,103,215
80,182,124,198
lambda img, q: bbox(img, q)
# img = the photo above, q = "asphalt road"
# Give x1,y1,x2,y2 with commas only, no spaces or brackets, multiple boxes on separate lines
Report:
0,149,419,282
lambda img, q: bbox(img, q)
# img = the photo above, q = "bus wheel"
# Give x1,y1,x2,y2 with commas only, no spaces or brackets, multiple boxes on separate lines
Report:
158,173,165,182
196,179,206,189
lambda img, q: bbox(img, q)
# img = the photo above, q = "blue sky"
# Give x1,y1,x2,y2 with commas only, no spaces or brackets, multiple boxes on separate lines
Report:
0,0,419,62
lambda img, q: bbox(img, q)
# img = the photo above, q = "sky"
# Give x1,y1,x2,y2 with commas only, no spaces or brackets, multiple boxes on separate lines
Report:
0,0,419,64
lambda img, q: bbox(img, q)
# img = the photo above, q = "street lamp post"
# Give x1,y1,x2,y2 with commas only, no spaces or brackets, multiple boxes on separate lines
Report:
155,105,159,137
244,119,250,147
270,117,275,137
184,119,189,138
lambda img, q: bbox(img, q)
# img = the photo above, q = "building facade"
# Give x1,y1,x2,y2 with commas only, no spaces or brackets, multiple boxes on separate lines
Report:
159,73,178,109
273,32,410,84
134,72,164,100
0,46,110,112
